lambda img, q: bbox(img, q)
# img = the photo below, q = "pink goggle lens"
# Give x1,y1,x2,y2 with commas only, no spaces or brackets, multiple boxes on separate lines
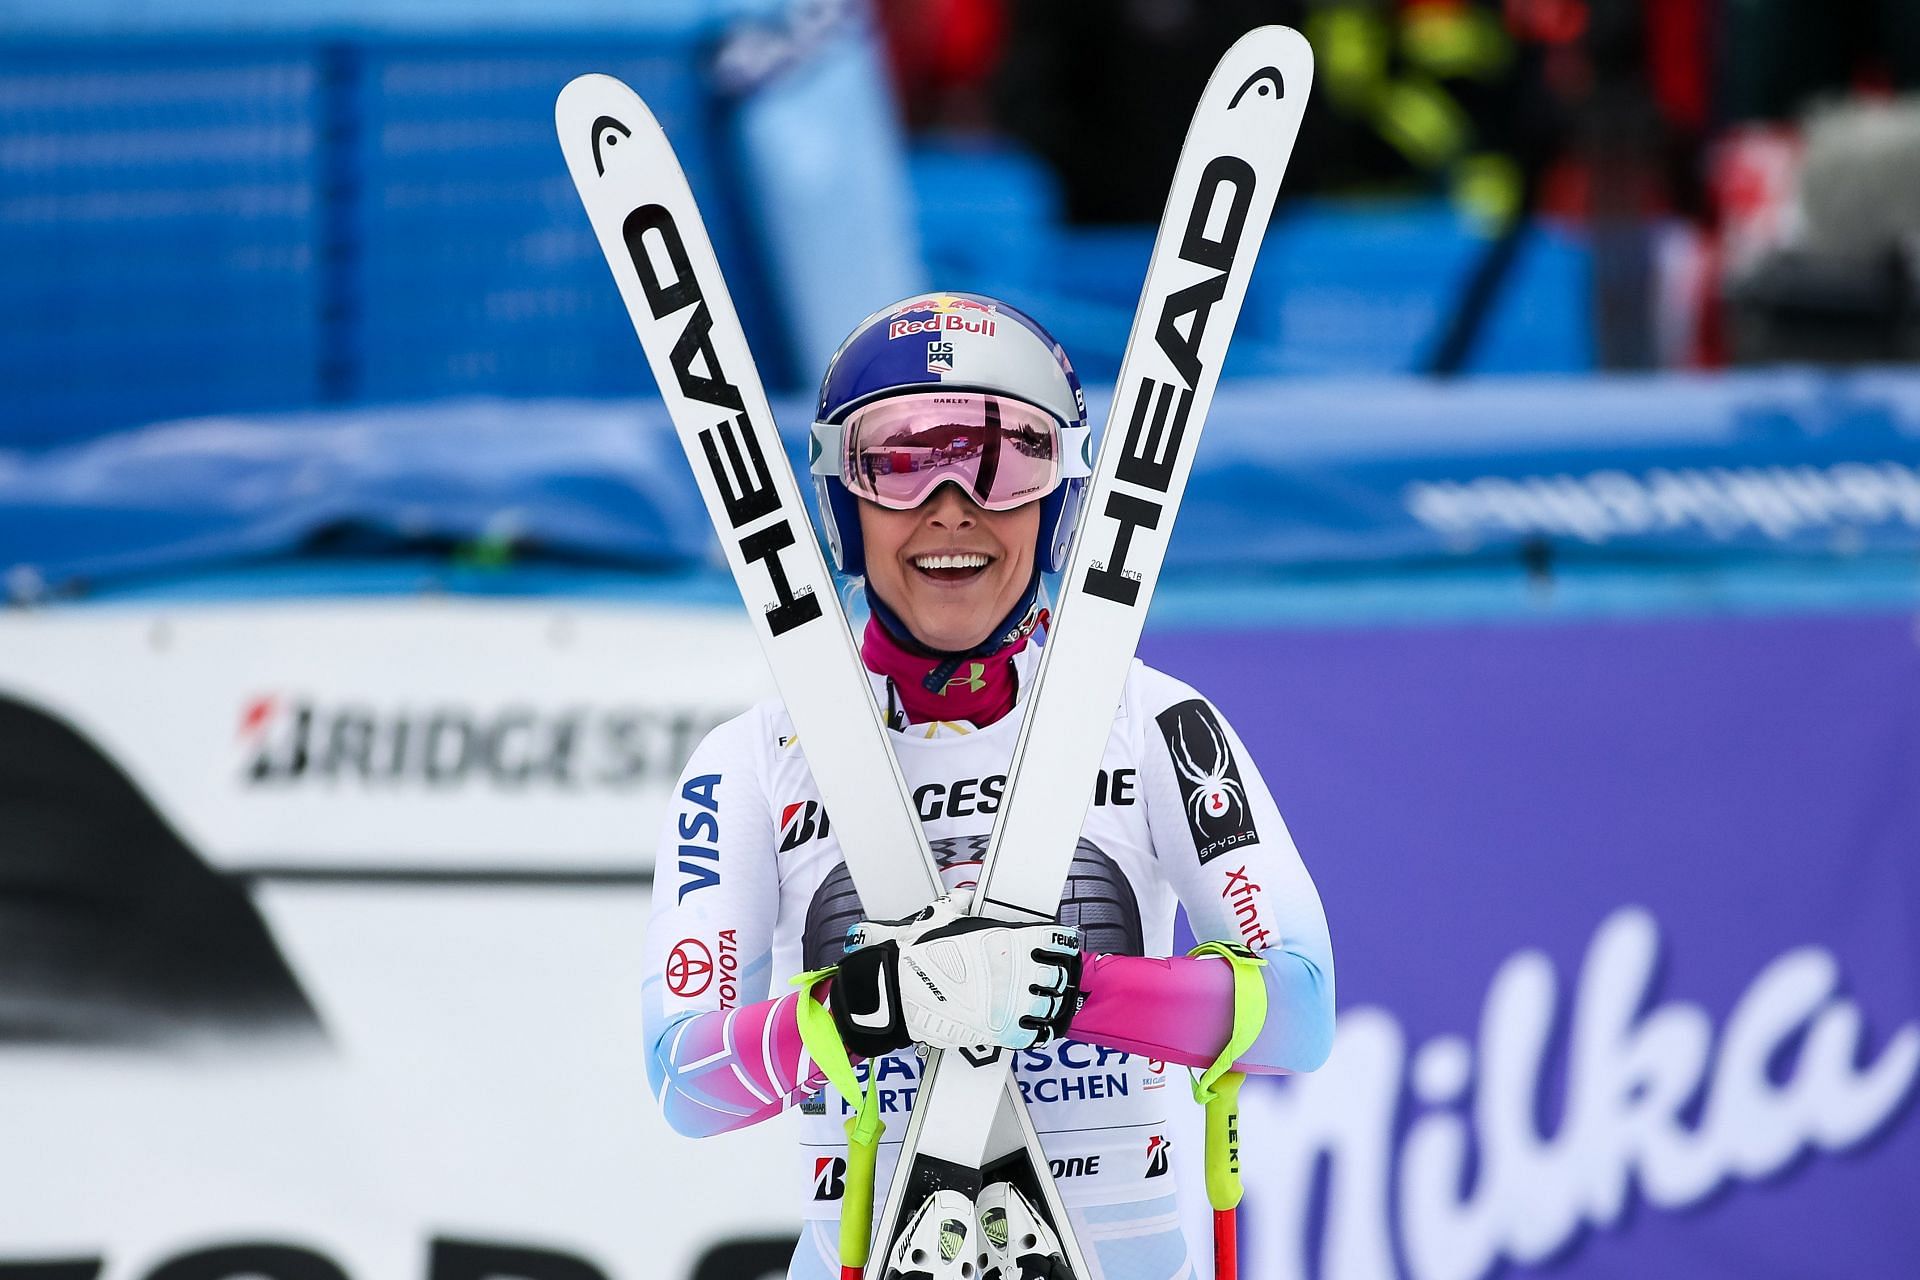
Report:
840,393,1063,512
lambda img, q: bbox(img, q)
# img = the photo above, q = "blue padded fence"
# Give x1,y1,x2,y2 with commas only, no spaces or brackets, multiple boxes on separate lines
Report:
6,369,1917,615
0,35,778,447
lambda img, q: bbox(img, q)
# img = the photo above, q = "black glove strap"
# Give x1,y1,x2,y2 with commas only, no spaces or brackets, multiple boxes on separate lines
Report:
829,941,913,1059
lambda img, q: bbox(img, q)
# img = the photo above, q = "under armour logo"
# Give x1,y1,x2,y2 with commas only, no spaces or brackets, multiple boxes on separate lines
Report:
942,662,987,695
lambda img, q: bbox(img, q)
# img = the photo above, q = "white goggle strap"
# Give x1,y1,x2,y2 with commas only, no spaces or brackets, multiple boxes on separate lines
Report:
808,419,842,477
1057,422,1094,480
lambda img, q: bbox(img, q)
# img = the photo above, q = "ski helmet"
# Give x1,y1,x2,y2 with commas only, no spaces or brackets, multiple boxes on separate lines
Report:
809,292,1092,579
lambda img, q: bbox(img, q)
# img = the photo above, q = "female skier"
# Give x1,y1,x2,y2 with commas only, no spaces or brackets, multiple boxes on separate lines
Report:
642,293,1334,1280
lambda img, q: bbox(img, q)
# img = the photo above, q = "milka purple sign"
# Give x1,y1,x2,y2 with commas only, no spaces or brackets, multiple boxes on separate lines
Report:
1142,612,1920,1280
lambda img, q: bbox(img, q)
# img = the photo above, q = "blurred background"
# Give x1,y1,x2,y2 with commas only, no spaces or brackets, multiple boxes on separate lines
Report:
1,2,1916,1279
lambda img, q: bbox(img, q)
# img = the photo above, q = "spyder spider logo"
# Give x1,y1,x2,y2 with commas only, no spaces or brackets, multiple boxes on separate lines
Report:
1155,699,1259,863
1170,713,1247,833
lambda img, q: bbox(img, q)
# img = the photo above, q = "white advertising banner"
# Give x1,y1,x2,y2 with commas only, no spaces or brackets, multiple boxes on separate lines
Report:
0,599,796,1280
0,599,776,871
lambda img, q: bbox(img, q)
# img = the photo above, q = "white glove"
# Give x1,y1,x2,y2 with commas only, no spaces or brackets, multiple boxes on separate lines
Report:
832,891,1083,1056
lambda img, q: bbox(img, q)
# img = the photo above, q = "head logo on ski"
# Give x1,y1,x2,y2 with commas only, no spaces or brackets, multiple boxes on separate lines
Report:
1227,66,1286,108
587,115,630,175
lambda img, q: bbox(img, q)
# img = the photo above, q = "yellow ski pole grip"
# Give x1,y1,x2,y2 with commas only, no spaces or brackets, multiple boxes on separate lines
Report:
1185,941,1268,1212
1204,1069,1249,1210
792,967,882,1273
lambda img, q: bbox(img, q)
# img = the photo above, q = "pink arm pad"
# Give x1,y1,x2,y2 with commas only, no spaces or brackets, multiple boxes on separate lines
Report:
1067,952,1238,1071
650,987,833,1138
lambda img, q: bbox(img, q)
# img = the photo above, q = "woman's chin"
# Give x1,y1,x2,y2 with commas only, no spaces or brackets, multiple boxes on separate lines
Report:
909,621,993,652
898,603,996,653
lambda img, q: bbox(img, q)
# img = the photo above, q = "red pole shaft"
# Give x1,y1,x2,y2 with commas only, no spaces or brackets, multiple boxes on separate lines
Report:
1213,1207,1237,1280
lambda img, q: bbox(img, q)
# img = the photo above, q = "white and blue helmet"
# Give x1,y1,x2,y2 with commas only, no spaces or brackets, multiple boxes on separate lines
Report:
810,292,1092,578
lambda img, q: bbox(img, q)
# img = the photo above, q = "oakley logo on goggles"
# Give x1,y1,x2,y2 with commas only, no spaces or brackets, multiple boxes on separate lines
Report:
811,392,1091,512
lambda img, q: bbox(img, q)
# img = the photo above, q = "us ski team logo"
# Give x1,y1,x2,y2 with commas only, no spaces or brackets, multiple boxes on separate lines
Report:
926,340,955,374
1156,699,1258,863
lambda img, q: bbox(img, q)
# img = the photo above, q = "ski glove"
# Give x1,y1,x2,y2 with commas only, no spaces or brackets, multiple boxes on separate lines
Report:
830,891,1083,1058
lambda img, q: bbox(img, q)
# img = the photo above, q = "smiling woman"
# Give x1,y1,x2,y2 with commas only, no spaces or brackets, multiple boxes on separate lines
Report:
807,292,1093,725
643,292,1337,1280
857,490,1039,654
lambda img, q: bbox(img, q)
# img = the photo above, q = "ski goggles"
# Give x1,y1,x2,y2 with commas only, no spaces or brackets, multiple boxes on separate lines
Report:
811,391,1092,512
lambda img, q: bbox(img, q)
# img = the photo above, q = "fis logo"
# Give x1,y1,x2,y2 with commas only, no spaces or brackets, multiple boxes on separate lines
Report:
812,1156,846,1201
1156,700,1258,863
778,800,831,851
926,340,955,374
1146,1134,1172,1178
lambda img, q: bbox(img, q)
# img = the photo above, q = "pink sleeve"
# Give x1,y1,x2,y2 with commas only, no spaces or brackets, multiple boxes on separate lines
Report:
1067,951,1305,1075
650,988,832,1138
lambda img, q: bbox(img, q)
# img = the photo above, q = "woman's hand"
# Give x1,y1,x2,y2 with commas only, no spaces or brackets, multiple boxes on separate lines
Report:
829,891,1083,1057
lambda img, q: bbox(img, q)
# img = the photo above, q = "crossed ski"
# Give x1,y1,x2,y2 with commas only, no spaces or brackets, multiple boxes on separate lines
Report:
556,28,1312,1277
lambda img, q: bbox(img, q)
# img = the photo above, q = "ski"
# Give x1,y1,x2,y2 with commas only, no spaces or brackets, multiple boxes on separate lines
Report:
556,74,940,917
867,25,1314,1274
553,74,1089,1274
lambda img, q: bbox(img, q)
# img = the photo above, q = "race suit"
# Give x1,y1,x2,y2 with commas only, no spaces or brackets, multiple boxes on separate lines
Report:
642,647,1334,1280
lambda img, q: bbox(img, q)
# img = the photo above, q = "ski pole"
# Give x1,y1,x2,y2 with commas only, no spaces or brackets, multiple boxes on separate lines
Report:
793,969,885,1280
1187,942,1269,1280
1206,1069,1248,1279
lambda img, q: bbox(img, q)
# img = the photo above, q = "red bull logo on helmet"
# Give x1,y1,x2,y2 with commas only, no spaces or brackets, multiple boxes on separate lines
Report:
889,312,997,341
889,292,1000,340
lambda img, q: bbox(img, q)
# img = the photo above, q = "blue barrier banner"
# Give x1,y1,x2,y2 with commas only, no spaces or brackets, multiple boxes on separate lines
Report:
1140,612,1919,1279
8,370,1919,600
1177,369,1920,570
0,400,714,592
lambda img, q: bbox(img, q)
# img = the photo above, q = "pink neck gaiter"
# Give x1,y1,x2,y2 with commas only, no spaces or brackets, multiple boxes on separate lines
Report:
860,616,1031,728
